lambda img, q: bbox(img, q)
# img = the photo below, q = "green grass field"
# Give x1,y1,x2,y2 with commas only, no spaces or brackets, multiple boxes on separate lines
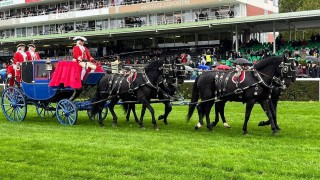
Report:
0,101,319,179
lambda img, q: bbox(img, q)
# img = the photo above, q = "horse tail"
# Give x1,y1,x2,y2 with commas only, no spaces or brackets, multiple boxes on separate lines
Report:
187,75,200,122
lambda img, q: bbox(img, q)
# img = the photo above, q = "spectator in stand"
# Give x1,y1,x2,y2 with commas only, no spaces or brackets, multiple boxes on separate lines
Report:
215,10,221,19
228,9,234,18
195,12,199,22
199,11,205,21
293,47,301,57
310,33,316,43
180,52,187,64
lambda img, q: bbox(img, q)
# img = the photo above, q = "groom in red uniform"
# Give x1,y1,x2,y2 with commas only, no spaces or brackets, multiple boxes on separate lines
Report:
7,43,27,86
25,44,41,61
72,36,96,79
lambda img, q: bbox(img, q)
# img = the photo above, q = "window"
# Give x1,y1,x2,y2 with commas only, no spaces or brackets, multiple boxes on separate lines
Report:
35,64,49,79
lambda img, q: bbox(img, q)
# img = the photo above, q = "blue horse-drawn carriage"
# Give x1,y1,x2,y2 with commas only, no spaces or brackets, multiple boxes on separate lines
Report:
1,60,108,125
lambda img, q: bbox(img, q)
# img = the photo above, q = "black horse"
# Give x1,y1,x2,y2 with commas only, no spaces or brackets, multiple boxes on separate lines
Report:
121,63,186,125
211,57,297,129
91,59,179,130
187,56,292,134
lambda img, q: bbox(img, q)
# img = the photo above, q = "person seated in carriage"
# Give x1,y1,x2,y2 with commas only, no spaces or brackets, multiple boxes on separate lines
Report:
7,43,27,86
72,36,97,80
25,44,41,61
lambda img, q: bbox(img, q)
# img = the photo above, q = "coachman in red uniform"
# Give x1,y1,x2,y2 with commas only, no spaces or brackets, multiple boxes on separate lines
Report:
72,36,96,80
7,43,27,86
25,44,41,61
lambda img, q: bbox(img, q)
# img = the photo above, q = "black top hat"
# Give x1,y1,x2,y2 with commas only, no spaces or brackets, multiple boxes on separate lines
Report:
16,43,26,48
28,44,36,48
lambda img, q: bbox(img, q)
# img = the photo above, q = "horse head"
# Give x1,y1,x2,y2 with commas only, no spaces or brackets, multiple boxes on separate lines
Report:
274,56,298,89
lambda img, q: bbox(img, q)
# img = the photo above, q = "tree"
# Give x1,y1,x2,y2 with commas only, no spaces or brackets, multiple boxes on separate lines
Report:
279,0,303,13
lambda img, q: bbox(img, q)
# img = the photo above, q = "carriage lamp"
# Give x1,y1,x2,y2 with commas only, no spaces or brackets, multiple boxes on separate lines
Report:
46,58,52,71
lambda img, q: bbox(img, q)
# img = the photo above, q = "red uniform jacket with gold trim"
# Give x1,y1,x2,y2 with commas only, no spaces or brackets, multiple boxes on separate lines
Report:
73,45,94,63
13,52,26,65
25,51,41,61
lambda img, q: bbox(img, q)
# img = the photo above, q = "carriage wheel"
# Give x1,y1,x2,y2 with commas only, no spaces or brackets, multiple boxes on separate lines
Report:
56,99,78,125
1,87,27,122
87,107,108,121
36,103,56,118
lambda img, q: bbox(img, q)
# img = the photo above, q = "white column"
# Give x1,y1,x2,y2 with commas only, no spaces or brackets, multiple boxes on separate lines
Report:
289,22,292,41
195,33,198,46
235,25,239,53
273,21,276,54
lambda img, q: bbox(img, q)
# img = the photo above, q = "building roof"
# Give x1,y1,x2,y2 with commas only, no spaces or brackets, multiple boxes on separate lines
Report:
1,9,320,44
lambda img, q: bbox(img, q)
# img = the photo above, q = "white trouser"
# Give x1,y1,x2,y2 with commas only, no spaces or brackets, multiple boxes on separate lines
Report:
79,62,96,70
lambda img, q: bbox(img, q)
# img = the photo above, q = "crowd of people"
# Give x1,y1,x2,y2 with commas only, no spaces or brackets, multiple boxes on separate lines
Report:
0,0,165,20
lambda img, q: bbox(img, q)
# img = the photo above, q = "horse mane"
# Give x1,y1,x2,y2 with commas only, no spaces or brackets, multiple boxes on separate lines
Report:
254,56,282,70
145,59,165,72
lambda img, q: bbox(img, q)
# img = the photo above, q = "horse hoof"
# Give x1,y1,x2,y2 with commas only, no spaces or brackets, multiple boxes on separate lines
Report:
164,123,168,126
158,115,164,120
155,128,159,131
207,127,213,131
140,126,145,129
243,131,249,135
195,126,199,130
258,121,266,126
126,119,129,122
100,124,105,128
112,123,117,127
210,123,217,127
276,126,282,131
223,123,231,128
272,129,278,135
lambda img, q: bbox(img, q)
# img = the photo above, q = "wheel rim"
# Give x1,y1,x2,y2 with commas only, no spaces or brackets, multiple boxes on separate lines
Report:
56,99,77,125
87,107,108,121
1,87,27,122
36,103,56,118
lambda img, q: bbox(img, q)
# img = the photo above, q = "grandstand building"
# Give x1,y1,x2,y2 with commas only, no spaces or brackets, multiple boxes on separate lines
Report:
0,0,279,60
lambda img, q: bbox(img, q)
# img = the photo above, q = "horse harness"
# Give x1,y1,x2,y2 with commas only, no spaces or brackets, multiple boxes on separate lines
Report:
213,65,288,101
101,64,178,100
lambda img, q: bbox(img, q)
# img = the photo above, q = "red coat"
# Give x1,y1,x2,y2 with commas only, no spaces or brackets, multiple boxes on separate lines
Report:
13,51,26,65
25,51,41,61
73,45,94,63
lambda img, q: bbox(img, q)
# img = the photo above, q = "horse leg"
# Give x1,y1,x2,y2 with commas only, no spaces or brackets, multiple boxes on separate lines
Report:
125,104,131,121
211,103,220,127
108,98,119,127
261,100,278,134
205,102,214,131
98,107,104,127
139,104,147,128
131,104,140,124
258,98,279,127
139,98,157,130
243,100,255,135
219,101,231,128
195,104,204,130
271,100,281,130
160,102,172,125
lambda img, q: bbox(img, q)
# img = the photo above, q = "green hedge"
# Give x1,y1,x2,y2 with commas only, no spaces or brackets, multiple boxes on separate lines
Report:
179,81,319,101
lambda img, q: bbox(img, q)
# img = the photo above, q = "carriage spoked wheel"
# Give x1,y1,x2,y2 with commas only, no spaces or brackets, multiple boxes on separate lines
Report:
56,99,78,125
1,87,27,122
36,103,56,118
87,107,108,121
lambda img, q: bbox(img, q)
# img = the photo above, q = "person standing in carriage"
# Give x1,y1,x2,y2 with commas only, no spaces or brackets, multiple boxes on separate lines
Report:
25,44,41,61
72,36,97,80
7,43,27,86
